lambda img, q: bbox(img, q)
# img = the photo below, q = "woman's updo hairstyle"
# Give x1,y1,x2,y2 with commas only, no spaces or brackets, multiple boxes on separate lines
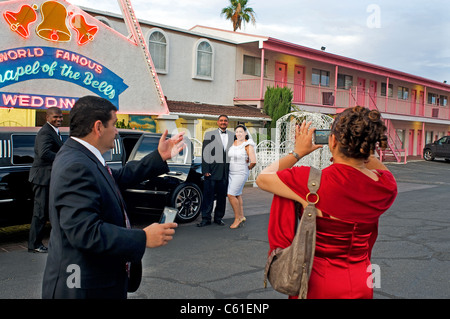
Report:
234,124,249,140
331,106,388,160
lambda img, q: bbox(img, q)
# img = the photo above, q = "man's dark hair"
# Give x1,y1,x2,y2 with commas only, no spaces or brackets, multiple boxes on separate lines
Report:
218,114,229,120
70,96,117,138
46,107,62,116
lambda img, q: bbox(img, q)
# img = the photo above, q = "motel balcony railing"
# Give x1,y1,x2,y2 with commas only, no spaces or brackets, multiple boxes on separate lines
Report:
235,78,450,121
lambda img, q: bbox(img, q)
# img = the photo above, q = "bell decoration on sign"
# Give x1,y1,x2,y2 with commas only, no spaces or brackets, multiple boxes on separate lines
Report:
36,1,71,42
3,4,38,38
69,13,98,45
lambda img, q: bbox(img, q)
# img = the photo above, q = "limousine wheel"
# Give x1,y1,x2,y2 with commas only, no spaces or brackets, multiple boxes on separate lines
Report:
171,182,202,223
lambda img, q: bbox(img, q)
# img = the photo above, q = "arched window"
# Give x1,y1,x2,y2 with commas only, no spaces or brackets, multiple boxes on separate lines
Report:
95,16,113,29
194,40,213,80
148,29,168,73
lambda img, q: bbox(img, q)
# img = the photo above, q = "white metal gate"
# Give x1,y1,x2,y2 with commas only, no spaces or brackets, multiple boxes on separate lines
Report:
249,111,334,183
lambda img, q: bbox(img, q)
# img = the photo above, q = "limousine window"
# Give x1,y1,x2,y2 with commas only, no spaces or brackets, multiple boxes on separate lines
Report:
12,135,35,165
132,136,188,164
132,136,159,161
103,137,122,162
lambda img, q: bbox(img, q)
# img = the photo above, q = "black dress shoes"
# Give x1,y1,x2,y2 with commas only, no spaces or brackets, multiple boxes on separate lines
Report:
28,245,48,253
197,220,225,227
196,220,211,227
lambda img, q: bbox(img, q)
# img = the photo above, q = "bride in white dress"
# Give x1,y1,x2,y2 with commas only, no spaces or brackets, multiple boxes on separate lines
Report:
227,125,257,229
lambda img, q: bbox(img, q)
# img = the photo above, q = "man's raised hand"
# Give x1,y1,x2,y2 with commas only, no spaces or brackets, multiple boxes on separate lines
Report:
158,129,186,161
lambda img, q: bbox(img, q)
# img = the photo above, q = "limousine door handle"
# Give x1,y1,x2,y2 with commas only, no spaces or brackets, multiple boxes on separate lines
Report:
166,171,183,176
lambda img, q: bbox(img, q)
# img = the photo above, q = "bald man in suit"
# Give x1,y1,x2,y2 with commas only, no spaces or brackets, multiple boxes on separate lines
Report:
28,107,64,253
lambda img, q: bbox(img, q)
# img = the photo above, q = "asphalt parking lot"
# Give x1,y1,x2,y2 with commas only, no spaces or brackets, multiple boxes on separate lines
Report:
0,159,449,299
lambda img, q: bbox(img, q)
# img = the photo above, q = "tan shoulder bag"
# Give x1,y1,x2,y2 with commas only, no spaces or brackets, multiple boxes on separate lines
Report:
264,167,321,299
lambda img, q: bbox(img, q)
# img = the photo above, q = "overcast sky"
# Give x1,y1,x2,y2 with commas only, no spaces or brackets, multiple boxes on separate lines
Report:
70,0,450,83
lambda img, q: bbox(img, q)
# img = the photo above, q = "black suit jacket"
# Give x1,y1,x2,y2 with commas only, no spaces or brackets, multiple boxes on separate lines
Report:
42,138,169,299
29,122,64,186
201,129,235,180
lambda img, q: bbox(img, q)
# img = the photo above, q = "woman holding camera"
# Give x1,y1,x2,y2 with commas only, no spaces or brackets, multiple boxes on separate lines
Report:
256,106,398,298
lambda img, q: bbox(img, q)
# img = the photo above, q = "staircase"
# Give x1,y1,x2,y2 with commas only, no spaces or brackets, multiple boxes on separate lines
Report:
350,94,406,163
379,119,407,163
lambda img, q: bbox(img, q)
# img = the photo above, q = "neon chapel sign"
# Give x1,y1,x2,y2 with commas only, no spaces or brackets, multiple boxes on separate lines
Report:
0,46,128,106
1,2,128,107
1,92,78,111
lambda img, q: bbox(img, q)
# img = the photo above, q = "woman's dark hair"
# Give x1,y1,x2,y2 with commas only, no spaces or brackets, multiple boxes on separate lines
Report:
331,106,388,160
70,96,117,138
234,124,249,140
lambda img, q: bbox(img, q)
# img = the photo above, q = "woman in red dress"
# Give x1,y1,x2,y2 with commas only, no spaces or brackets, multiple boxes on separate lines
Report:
256,106,397,299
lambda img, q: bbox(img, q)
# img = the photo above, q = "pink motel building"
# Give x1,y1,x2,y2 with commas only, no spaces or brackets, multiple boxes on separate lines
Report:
193,26,450,162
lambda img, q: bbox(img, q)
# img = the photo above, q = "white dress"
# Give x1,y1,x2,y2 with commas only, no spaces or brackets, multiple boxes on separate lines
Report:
227,140,255,196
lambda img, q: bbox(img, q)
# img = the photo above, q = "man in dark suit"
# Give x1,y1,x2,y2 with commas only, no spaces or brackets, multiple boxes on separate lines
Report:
197,114,235,227
42,96,183,299
28,107,64,253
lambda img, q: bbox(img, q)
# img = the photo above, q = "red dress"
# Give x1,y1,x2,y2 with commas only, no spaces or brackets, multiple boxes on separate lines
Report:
268,164,397,299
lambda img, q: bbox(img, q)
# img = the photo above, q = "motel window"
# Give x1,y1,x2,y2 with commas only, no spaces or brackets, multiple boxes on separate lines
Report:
312,69,330,87
427,93,438,105
425,131,434,144
194,40,213,80
396,129,405,149
439,95,448,107
337,74,353,90
149,30,168,73
397,86,409,100
243,55,267,77
381,83,393,97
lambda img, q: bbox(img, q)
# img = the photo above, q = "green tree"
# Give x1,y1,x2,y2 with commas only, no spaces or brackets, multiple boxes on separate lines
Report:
263,86,293,129
221,0,256,31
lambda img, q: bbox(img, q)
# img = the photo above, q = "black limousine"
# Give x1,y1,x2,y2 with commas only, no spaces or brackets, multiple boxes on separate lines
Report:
0,127,203,227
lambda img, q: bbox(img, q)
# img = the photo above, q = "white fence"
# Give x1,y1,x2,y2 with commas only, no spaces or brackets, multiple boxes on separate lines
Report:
193,111,334,184
248,111,334,183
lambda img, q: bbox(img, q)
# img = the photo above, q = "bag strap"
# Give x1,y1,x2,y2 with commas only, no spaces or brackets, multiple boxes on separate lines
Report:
294,167,322,223
307,167,321,194
293,166,321,299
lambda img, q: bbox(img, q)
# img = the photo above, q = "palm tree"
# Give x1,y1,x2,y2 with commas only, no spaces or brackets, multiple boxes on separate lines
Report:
221,0,256,32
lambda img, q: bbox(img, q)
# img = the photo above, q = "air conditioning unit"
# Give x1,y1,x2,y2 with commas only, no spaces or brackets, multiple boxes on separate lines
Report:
432,108,439,118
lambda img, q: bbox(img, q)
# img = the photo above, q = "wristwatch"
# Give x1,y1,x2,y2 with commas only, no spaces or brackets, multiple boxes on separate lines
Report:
289,150,301,161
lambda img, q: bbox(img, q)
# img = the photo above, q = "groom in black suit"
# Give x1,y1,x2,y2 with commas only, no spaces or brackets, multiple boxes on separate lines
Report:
42,96,184,299
197,115,235,227
28,107,64,253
